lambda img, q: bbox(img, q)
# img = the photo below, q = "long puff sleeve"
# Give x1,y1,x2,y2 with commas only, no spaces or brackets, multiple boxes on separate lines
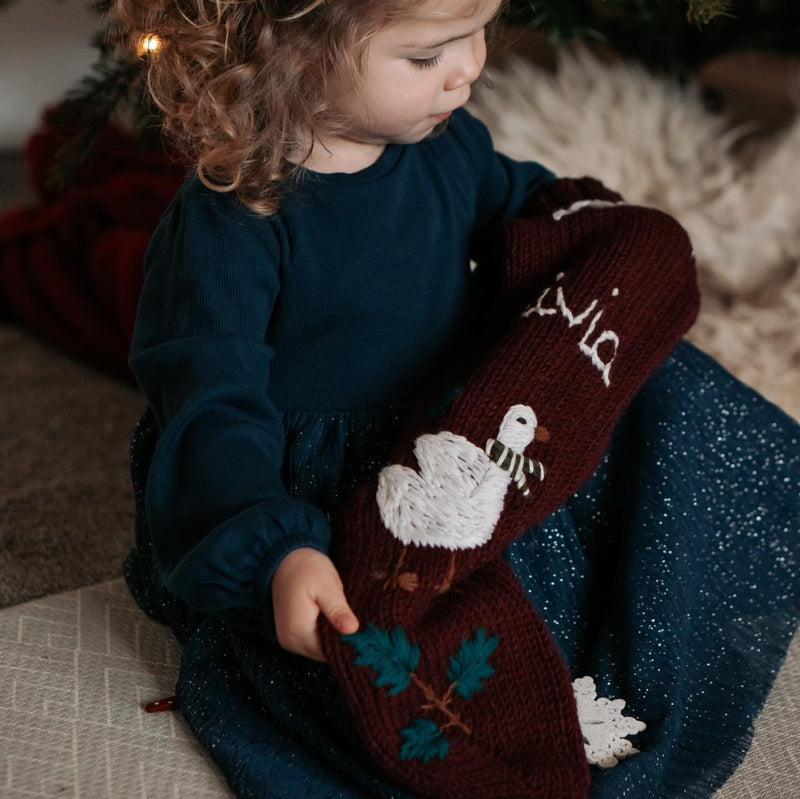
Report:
447,110,555,293
129,176,331,636
448,110,555,230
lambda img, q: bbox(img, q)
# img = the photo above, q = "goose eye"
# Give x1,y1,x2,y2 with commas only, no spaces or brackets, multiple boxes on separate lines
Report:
517,417,527,424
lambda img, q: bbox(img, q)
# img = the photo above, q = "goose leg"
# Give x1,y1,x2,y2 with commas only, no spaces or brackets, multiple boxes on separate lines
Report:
435,551,457,594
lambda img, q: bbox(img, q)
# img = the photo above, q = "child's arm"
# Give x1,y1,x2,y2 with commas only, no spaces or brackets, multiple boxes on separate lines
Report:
446,109,558,291
130,175,333,642
447,109,556,229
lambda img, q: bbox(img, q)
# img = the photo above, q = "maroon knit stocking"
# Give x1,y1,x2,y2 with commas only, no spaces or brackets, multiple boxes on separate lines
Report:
320,178,700,799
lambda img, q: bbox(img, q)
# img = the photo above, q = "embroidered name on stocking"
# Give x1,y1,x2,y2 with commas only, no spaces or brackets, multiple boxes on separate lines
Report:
522,272,620,387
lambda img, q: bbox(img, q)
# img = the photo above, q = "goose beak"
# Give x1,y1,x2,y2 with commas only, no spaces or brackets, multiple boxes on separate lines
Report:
534,426,550,443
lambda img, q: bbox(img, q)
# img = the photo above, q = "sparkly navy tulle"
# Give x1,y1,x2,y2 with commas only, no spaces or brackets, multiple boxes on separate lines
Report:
129,342,799,799
506,342,799,798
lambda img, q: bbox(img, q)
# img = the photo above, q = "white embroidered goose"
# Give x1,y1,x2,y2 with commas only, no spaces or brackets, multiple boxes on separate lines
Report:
376,404,548,552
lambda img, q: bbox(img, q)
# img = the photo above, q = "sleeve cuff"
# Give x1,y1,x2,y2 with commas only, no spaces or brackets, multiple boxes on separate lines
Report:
162,497,332,616
254,527,332,608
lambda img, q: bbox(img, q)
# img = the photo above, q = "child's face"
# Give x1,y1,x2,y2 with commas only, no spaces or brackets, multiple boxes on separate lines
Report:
332,0,503,147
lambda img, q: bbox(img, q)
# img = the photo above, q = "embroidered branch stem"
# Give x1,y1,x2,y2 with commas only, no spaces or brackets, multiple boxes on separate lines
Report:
435,552,457,594
382,546,420,592
383,546,406,590
410,673,471,735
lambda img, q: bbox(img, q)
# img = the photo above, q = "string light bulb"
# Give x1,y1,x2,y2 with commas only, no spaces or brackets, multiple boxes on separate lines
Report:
136,34,163,58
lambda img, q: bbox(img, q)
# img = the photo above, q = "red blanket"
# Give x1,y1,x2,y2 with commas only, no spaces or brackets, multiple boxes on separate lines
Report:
0,111,184,379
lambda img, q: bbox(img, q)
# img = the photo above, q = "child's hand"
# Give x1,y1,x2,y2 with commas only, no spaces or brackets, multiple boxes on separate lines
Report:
271,547,360,661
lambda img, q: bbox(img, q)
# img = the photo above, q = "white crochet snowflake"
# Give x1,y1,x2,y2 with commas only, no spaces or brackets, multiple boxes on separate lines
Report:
572,676,646,768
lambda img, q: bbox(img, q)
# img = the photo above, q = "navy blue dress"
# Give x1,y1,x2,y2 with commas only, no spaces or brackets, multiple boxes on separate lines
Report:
125,110,799,798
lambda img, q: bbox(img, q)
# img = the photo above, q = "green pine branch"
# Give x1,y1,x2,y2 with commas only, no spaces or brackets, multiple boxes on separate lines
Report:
519,0,735,38
686,0,734,25
47,49,156,191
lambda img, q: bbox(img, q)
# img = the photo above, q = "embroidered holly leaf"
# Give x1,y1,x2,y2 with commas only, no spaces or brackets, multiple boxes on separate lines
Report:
447,628,499,699
343,624,420,696
399,718,450,763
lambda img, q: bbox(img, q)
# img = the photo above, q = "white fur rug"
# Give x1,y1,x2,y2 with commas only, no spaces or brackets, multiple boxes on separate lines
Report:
469,49,800,420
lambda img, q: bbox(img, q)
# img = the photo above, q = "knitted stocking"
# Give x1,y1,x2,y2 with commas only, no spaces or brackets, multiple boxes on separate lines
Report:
319,178,700,799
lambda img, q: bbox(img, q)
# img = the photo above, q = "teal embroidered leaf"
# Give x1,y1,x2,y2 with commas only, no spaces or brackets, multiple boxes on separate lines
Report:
447,628,499,699
342,624,420,696
425,384,463,419
399,718,450,763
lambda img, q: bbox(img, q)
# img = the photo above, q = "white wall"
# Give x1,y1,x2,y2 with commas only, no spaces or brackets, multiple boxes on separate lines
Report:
0,0,98,149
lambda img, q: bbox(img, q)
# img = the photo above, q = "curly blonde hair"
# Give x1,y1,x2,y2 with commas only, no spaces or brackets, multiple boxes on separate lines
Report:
114,0,505,215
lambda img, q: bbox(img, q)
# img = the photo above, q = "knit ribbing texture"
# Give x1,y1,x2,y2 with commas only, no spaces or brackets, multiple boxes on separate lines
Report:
320,177,700,799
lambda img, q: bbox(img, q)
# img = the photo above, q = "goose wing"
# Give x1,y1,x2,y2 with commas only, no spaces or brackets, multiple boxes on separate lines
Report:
412,431,491,499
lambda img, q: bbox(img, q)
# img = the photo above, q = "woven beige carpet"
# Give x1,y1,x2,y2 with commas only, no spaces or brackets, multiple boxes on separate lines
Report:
0,580,232,798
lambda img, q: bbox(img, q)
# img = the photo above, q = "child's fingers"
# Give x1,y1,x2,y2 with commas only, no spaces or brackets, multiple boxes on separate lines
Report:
316,583,360,635
302,630,326,663
275,614,324,662
273,587,326,661
271,548,359,661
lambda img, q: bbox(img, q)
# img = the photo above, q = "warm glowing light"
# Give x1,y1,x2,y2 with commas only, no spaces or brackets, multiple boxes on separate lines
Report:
137,34,163,57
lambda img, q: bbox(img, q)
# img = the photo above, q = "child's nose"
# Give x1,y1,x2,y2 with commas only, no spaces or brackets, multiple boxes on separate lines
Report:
444,31,486,91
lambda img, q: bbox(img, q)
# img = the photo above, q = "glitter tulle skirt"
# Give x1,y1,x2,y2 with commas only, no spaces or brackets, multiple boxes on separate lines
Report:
141,342,799,799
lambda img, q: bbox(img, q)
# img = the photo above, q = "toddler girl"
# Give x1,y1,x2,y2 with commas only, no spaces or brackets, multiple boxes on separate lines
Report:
121,0,553,655
116,0,799,797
